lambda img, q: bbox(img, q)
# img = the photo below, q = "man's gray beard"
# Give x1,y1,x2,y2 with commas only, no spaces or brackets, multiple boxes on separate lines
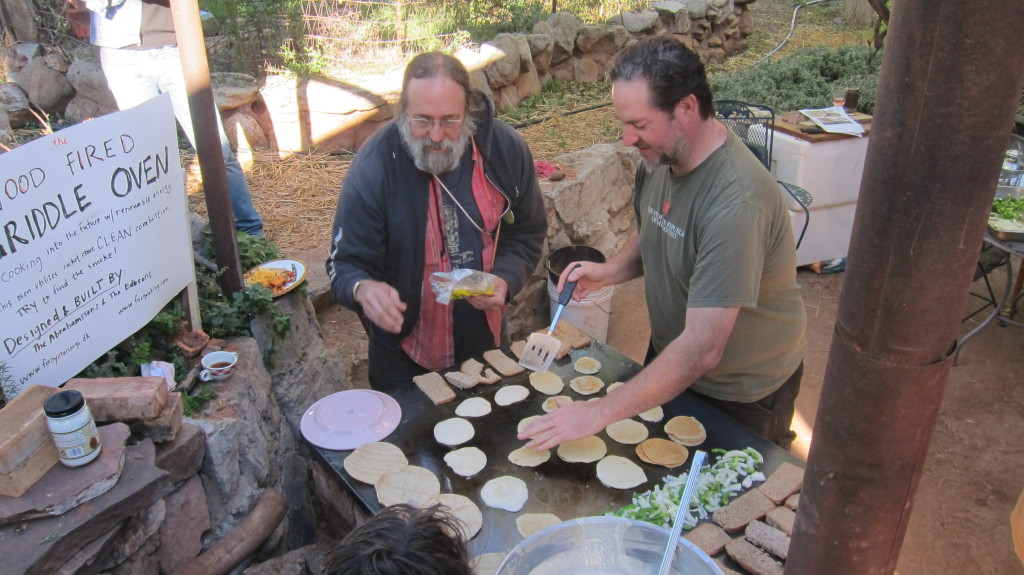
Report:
398,115,476,175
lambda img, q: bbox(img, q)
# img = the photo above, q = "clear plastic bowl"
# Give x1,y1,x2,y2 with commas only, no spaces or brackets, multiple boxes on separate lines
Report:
495,516,723,575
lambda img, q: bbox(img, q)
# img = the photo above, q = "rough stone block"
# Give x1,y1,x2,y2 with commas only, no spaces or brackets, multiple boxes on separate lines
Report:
64,376,170,422
155,421,207,485
92,499,165,573
0,439,172,574
0,423,130,526
157,475,209,574
53,523,123,575
127,392,184,444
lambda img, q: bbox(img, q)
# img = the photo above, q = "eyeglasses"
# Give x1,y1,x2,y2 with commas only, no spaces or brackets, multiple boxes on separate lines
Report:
408,116,464,133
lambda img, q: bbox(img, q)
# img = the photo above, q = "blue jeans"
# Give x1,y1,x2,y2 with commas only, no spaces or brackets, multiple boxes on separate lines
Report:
99,45,264,236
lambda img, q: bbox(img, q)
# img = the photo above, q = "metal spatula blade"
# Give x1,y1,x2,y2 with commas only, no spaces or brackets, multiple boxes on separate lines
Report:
518,265,580,372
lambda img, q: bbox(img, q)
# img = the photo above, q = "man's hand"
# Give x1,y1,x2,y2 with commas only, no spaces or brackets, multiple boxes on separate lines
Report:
465,277,508,310
354,279,406,333
555,261,612,302
518,397,612,450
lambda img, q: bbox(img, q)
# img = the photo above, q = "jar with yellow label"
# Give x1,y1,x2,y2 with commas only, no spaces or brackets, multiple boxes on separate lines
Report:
44,390,102,467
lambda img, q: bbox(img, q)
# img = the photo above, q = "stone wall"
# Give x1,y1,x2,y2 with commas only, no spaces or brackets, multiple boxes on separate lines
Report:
0,295,362,574
509,142,641,338
0,1,756,153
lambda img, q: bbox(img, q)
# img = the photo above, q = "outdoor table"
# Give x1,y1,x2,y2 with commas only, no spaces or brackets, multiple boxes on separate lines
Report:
954,231,1024,364
309,340,804,556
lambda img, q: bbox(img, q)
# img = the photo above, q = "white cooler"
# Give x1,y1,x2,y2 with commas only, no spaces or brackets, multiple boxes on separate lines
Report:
772,128,870,267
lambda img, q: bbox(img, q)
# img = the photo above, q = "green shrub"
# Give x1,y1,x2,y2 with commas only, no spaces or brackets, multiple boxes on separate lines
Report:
0,361,14,408
711,45,883,115
73,231,292,383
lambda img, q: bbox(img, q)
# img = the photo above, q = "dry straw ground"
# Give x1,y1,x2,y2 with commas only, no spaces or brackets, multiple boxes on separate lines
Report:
185,0,865,256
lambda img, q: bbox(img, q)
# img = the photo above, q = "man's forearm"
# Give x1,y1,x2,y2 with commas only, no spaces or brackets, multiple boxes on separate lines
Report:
599,306,739,422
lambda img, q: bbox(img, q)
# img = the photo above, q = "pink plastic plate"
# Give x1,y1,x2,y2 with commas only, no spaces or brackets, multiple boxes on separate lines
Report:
300,390,402,450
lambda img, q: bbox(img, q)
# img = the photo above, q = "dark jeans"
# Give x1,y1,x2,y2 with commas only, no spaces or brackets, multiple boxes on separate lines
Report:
691,363,802,451
646,343,802,450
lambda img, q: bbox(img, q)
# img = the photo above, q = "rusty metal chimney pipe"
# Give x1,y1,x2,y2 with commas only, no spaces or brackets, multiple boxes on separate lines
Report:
170,0,242,295
786,1,1024,573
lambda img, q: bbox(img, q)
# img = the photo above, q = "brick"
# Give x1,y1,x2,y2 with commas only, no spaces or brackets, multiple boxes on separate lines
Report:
0,423,130,525
713,489,776,533
745,519,790,560
684,521,731,556
725,538,783,575
65,376,170,422
0,385,59,473
714,559,744,575
0,439,59,498
784,493,800,510
757,461,804,504
0,439,173,575
128,393,183,444
766,505,796,536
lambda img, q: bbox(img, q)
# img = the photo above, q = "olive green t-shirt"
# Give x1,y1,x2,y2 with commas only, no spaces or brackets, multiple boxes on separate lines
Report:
634,130,806,402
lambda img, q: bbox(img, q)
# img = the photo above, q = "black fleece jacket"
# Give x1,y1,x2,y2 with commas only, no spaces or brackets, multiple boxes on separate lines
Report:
326,94,547,348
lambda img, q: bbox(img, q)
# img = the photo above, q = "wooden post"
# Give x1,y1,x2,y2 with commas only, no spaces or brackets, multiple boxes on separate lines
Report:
169,0,243,296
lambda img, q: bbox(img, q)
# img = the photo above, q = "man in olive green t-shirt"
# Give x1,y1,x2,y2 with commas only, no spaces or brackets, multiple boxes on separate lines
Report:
521,36,806,450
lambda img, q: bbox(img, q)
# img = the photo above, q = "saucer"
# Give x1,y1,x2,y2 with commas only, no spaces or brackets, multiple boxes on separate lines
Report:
300,390,402,450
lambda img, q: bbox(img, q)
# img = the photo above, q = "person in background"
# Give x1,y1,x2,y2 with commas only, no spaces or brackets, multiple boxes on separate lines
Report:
84,0,264,236
325,504,473,575
327,52,547,391
521,36,806,450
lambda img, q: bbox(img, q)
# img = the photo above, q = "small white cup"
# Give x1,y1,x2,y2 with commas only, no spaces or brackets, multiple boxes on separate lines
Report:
200,351,238,381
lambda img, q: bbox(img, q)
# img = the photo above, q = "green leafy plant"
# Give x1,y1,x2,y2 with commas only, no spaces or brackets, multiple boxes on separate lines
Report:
0,361,15,408
710,45,883,115
75,231,294,382
992,196,1024,222
182,383,218,417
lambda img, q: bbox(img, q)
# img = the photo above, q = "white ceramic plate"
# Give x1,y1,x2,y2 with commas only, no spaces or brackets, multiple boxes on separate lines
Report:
300,390,402,450
244,258,307,298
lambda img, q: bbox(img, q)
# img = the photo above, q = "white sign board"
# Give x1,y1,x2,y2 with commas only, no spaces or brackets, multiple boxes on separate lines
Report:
1,95,193,395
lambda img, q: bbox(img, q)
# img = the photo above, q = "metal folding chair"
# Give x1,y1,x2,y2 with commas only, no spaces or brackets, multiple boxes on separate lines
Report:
715,100,813,250
963,242,1009,323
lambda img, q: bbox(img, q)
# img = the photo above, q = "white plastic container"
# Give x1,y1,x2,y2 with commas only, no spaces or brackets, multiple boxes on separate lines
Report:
547,279,613,342
44,390,102,467
546,245,614,341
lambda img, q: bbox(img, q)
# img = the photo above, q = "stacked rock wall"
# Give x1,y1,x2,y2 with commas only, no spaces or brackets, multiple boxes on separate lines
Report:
1,3,756,153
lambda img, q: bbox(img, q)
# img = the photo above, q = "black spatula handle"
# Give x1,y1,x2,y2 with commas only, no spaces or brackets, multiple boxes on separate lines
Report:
558,263,581,306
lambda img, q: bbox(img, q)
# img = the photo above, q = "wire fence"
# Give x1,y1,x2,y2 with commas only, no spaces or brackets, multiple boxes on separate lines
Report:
299,0,465,72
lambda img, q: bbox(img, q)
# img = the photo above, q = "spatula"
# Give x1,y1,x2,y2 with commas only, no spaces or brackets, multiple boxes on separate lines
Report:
658,449,707,575
518,264,581,372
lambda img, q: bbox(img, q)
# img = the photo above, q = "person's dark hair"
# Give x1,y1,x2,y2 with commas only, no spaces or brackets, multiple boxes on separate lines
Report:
399,52,482,119
609,36,714,120
326,504,473,575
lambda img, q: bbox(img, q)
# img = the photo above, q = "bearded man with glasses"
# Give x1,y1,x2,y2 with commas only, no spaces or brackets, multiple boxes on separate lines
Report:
328,52,547,391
